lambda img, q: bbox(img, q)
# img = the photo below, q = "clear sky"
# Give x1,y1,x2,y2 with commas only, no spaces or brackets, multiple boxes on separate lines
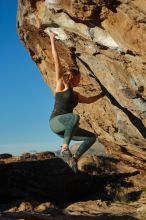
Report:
0,0,61,155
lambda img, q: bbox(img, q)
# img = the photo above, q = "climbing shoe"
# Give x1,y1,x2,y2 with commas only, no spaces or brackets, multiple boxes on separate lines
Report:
69,156,78,173
60,147,72,163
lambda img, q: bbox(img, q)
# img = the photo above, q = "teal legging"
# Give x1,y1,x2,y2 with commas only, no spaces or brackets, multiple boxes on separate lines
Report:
49,113,96,158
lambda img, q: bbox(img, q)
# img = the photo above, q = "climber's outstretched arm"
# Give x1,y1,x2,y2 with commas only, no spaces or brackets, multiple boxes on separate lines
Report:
50,32,64,91
77,91,105,104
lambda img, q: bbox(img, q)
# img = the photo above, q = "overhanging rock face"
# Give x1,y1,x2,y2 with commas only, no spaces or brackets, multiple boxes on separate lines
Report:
17,0,146,170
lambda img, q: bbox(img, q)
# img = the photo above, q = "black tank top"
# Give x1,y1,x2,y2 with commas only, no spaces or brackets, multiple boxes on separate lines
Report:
50,87,78,119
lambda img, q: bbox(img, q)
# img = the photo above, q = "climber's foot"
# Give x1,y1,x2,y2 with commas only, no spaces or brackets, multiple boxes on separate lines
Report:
60,146,72,163
69,156,78,173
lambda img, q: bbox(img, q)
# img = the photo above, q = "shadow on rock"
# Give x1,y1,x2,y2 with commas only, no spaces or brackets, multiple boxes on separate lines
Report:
1,212,140,220
0,156,141,205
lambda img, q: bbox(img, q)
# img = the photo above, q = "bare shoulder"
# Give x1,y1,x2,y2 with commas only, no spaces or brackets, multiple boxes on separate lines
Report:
55,78,69,93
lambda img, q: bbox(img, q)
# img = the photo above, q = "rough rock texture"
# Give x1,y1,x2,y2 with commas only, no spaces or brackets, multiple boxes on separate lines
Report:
16,0,146,218
17,0,146,168
0,152,146,220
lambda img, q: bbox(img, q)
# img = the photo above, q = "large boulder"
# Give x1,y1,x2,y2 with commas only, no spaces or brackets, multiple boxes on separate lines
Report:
17,0,146,183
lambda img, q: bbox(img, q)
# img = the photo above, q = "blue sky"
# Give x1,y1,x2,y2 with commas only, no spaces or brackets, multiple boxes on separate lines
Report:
0,0,61,155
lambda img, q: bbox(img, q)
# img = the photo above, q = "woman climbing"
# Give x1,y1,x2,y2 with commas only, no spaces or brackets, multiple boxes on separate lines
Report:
49,32,104,172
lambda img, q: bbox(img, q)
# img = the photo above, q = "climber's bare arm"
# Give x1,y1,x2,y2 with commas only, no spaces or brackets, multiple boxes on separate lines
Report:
77,91,105,104
50,32,64,91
